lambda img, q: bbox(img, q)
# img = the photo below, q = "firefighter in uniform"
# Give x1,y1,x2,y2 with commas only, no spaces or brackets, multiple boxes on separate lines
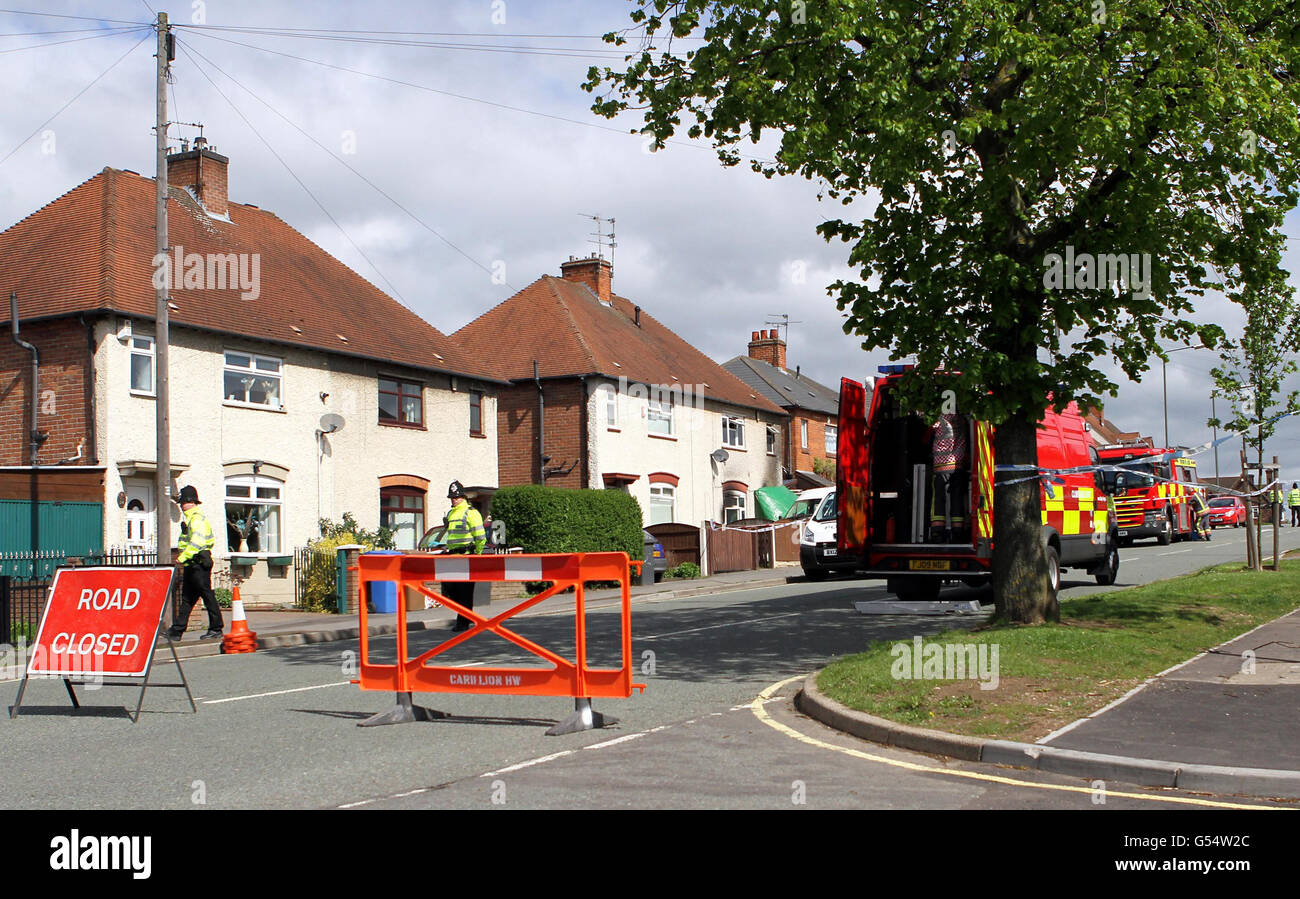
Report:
166,485,224,640
1288,482,1300,528
1190,488,1211,541
926,412,969,543
442,480,486,632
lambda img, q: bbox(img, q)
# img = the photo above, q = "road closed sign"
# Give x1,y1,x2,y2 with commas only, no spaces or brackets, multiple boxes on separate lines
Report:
28,567,176,679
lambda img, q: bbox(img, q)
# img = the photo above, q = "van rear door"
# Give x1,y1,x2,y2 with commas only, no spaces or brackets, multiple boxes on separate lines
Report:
837,378,870,555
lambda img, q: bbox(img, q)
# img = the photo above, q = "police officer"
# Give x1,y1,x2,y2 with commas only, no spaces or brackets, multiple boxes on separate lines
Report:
1289,482,1300,528
166,485,224,640
1271,484,1286,526
442,481,486,632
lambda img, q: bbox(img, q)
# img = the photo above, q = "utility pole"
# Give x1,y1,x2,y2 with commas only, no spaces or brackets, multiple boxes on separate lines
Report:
155,13,172,562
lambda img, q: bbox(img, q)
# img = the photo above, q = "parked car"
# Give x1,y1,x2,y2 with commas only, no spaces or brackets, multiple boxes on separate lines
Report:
797,488,860,580
644,530,668,581
1206,495,1247,528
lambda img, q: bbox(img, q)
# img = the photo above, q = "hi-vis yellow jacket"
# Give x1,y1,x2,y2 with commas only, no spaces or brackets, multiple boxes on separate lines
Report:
178,504,216,563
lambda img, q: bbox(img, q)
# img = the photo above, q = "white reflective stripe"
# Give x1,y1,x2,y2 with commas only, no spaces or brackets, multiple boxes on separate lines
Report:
504,557,543,581
437,558,471,581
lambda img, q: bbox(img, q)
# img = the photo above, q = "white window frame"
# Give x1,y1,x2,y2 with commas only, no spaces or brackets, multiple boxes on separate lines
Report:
603,385,619,428
826,424,838,456
223,350,283,410
649,484,676,524
801,419,808,450
129,335,155,396
723,489,747,524
647,396,675,436
722,415,746,449
223,473,285,556
766,426,777,456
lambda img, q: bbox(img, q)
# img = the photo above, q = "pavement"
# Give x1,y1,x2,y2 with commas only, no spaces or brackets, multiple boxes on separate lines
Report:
798,594,1300,801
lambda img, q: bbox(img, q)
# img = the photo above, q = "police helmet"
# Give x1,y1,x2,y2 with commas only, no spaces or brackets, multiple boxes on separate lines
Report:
447,480,465,500
176,485,200,505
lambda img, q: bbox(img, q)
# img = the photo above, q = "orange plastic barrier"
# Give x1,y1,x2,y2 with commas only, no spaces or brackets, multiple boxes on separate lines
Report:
352,552,645,731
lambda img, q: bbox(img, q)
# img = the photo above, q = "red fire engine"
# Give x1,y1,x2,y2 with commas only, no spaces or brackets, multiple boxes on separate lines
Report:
837,368,1120,602
1094,444,1199,545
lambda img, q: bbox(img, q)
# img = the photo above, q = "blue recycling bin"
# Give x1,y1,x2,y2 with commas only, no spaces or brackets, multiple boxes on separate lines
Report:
364,551,401,613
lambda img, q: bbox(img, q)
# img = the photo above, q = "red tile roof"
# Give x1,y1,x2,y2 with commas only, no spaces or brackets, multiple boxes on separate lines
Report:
453,274,786,415
0,167,496,380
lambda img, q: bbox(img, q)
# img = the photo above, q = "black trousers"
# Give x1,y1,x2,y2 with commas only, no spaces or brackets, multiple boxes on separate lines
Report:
1291,506,1300,527
173,551,223,632
442,580,476,628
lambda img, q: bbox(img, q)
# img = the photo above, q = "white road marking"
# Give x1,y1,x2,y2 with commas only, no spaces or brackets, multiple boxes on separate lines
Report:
1158,549,1194,555
203,682,352,704
482,750,576,776
584,732,646,750
639,612,801,641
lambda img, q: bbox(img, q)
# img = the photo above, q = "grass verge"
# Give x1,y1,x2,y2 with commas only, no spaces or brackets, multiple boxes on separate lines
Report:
817,560,1300,743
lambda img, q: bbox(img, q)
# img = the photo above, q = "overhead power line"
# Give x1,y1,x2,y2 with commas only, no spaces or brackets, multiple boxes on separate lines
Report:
177,39,409,304
0,8,146,27
0,24,145,55
0,27,152,170
176,28,777,166
177,37,511,289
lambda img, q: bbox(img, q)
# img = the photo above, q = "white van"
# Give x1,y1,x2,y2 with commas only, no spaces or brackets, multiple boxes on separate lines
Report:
790,488,859,580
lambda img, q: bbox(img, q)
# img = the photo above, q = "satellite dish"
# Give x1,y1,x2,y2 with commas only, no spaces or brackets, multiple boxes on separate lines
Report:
319,413,346,434
710,448,730,464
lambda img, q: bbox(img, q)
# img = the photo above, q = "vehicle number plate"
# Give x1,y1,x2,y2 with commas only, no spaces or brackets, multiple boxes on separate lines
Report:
822,548,837,556
1117,529,1129,537
909,560,949,571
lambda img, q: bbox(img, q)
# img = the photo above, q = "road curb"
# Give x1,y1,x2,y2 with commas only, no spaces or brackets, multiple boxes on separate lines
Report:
796,671,1300,799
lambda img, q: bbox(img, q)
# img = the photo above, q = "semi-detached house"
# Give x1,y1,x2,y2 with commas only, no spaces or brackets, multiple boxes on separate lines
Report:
0,140,501,604
454,257,787,530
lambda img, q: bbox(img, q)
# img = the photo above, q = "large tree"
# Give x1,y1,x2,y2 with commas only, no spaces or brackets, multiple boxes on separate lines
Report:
586,0,1300,622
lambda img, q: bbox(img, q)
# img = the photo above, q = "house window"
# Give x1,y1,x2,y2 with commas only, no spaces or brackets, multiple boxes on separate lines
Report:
648,396,674,436
130,336,155,394
723,490,747,524
603,385,618,427
649,484,676,525
800,419,808,450
826,425,838,456
380,487,425,551
224,351,282,409
469,390,483,435
766,426,777,456
224,474,283,554
722,415,746,449
379,377,423,426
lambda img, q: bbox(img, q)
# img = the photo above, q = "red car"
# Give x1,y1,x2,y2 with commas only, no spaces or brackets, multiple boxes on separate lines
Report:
1206,496,1246,528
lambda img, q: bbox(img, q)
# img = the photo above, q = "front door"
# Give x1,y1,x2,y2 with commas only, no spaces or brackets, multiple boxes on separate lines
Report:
125,481,153,551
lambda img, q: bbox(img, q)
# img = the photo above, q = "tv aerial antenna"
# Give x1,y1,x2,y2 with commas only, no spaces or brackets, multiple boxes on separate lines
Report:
766,313,802,345
580,214,617,267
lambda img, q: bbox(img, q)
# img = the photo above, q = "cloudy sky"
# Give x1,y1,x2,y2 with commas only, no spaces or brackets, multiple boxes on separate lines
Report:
2,1,1298,484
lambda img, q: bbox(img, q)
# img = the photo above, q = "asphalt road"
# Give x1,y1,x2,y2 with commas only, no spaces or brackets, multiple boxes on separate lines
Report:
3,527,1298,810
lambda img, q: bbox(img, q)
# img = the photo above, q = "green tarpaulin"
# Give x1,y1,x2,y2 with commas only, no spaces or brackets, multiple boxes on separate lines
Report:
755,486,799,521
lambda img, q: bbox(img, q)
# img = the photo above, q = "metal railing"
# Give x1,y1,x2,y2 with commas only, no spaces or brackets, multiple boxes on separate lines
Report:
293,545,339,612
0,547,178,644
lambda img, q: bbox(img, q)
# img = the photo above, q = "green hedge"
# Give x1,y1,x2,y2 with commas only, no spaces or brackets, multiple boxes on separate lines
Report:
491,485,643,559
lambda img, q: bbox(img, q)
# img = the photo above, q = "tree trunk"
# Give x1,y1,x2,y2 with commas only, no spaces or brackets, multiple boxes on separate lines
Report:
992,411,1057,623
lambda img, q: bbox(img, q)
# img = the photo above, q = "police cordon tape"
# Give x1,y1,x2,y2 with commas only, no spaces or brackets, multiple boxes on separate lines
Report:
995,409,1297,496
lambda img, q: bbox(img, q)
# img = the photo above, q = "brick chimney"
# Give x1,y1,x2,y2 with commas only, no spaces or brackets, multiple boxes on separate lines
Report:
560,256,612,305
167,136,229,217
748,328,786,370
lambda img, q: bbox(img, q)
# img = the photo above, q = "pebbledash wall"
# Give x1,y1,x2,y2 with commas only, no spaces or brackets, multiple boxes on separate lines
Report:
92,319,496,605
584,377,783,528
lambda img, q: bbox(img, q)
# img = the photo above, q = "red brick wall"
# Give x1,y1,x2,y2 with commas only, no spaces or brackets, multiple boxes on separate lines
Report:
0,318,93,466
496,379,588,488
167,148,229,216
788,411,836,473
747,330,786,371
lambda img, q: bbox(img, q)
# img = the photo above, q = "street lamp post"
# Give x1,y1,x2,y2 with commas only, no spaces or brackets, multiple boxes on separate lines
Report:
1161,344,1207,448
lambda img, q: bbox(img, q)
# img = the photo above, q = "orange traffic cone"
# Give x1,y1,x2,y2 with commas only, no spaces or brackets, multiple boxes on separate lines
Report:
221,586,258,654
